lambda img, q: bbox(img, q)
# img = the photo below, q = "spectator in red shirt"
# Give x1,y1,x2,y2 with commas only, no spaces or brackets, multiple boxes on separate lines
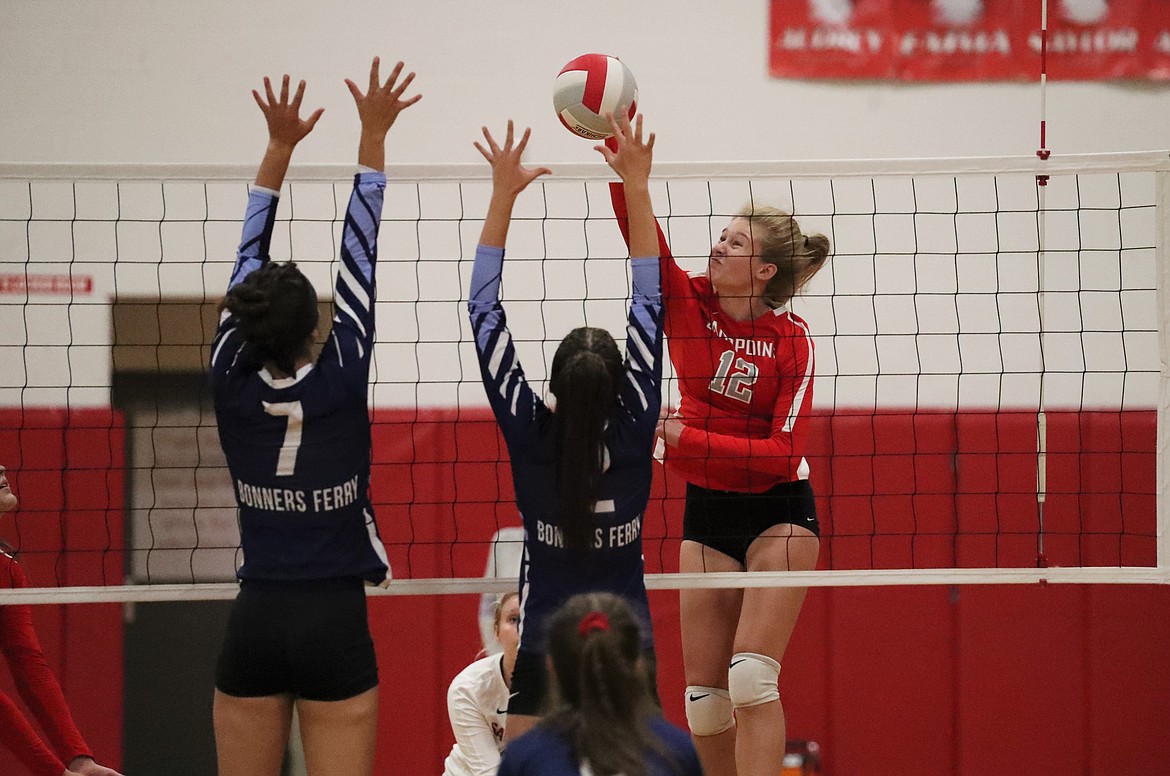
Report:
0,465,124,776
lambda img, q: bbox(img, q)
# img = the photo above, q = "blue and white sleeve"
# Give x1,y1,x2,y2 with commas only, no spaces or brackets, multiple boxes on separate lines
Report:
467,244,541,436
618,255,664,436
210,186,279,374
319,171,386,386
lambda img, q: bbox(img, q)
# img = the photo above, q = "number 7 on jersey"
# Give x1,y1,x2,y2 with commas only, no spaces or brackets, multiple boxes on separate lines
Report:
263,400,304,477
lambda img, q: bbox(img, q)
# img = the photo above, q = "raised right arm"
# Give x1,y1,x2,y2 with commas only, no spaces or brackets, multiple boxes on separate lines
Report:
473,121,550,250
225,188,279,295
595,114,665,434
228,74,324,293
319,58,421,389
468,242,542,432
212,74,323,374
468,123,552,432
608,180,675,266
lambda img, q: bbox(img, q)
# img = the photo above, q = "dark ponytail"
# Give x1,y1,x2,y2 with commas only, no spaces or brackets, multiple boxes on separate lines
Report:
549,327,623,551
545,593,670,776
220,262,318,376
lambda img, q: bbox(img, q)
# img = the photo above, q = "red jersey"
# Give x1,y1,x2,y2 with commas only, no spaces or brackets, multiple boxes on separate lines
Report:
0,551,91,776
610,183,815,493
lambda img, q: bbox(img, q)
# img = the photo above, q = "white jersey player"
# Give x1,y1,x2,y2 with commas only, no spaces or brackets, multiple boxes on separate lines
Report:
443,592,521,776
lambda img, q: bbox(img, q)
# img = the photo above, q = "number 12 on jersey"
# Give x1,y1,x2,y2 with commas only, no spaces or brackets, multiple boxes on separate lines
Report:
263,400,304,477
708,349,758,403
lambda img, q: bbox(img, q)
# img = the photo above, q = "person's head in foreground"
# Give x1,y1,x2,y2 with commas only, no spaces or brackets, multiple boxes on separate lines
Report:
542,592,671,776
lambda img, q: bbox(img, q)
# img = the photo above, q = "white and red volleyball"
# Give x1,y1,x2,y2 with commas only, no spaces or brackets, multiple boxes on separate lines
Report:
553,54,638,140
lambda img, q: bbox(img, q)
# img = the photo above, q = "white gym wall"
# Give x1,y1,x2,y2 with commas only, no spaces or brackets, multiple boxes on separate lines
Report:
1,1,1166,165
0,2,1166,411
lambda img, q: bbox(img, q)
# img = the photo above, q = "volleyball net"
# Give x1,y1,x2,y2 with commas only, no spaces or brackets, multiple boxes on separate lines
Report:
0,150,1166,604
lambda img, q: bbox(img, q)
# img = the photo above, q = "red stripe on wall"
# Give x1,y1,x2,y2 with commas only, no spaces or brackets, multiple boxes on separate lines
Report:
0,406,1164,775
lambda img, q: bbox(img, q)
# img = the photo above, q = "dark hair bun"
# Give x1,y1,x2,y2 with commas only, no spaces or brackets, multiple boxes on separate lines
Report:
221,262,318,375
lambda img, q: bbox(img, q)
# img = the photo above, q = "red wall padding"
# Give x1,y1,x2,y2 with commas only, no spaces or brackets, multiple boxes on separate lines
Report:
370,408,1157,580
1,406,1165,775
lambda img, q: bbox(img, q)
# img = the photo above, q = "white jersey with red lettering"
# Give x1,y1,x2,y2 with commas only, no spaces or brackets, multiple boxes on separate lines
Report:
442,654,510,776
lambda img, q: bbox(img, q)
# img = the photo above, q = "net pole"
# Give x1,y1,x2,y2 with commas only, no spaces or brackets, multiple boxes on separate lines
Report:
1158,165,1170,577
1034,0,1051,567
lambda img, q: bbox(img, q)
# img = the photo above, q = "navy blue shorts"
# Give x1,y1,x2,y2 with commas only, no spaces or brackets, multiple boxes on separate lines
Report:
215,577,378,702
683,479,820,566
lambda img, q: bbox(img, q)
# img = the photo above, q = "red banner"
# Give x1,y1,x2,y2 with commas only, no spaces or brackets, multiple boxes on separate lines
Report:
770,0,1170,81
0,274,93,295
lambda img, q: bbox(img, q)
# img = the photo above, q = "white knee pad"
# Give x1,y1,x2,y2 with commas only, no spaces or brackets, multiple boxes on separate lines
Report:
727,652,781,709
683,685,735,736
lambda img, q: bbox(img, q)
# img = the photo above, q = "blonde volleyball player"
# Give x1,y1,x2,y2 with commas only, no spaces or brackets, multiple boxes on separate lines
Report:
468,113,663,741
495,592,701,776
0,466,125,776
442,592,521,776
210,58,419,776
610,164,831,775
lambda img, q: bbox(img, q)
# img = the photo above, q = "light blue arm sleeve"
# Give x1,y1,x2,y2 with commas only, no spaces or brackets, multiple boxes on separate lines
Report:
467,244,541,434
618,255,664,433
227,189,279,291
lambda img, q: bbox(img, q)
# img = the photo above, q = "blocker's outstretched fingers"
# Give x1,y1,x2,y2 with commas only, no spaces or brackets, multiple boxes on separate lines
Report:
383,60,405,92
291,79,306,112
482,126,501,155
604,112,622,144
593,143,616,165
392,70,416,98
368,56,381,94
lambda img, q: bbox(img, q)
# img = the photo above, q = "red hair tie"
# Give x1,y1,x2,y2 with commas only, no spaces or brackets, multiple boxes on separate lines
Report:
577,611,610,637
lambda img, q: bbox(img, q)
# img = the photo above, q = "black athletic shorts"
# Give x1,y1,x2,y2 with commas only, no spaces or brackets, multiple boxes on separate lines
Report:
215,577,378,702
683,479,820,566
508,647,660,717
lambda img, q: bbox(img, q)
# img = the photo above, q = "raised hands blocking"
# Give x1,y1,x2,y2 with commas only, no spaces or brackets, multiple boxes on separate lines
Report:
345,57,422,139
597,109,659,261
474,121,550,248
595,110,655,187
252,74,324,152
474,120,552,199
347,57,421,171
250,58,420,187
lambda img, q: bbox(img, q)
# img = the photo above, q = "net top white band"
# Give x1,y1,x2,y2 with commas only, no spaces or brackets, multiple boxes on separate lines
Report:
1,566,1167,605
2,150,1167,182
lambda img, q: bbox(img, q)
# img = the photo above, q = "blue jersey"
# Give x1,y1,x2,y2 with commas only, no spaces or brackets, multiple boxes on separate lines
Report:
496,716,702,776
210,172,389,584
468,244,663,653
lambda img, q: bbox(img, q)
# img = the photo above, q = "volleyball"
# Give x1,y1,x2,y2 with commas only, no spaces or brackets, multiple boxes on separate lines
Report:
553,54,638,140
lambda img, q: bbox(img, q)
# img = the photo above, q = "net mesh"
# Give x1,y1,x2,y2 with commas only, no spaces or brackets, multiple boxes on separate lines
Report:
0,153,1166,601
